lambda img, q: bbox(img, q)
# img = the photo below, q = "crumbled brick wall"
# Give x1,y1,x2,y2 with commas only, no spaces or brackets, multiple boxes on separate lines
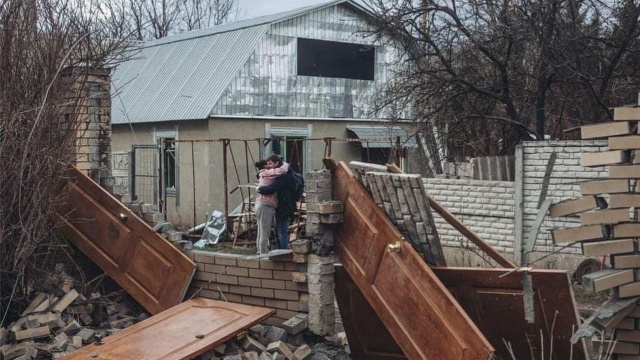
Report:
186,251,309,327
422,178,516,254
520,140,608,256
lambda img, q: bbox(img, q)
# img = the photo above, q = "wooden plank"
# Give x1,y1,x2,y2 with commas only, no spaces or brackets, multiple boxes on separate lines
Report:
620,282,640,298
581,208,631,225
610,136,640,150
549,196,604,218
582,269,634,293
332,162,494,360
581,122,635,139
610,194,640,208
53,165,196,315
582,239,635,257
580,179,630,195
614,108,640,121
552,225,608,243
614,254,640,269
610,165,640,179
581,150,629,167
524,199,552,255
60,298,274,360
614,223,640,238
428,196,515,268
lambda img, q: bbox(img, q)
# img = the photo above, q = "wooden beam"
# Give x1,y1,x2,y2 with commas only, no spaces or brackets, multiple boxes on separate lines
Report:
427,196,516,268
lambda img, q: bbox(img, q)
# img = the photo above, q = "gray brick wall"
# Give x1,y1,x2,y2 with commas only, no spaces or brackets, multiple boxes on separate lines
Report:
422,178,516,254
422,140,609,264
520,140,608,257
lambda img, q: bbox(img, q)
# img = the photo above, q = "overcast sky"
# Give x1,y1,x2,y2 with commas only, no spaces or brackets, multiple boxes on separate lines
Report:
236,0,337,20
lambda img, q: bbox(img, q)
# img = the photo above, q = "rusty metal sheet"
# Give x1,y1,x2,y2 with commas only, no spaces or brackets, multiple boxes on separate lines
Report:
60,298,274,360
332,161,494,360
432,267,588,360
53,166,195,315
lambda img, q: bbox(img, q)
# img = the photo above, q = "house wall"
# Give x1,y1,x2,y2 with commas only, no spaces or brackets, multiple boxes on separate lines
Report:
211,4,405,119
113,118,417,225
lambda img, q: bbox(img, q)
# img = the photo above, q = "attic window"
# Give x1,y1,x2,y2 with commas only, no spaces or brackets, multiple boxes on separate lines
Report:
297,38,375,80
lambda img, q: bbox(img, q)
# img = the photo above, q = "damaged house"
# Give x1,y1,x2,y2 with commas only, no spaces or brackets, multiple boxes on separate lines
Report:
109,0,423,225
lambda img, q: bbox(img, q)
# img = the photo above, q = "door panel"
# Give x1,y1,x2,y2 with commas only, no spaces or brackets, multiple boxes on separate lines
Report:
60,298,274,360
333,162,493,360
336,264,587,360
335,265,408,360
433,267,587,360
54,166,195,314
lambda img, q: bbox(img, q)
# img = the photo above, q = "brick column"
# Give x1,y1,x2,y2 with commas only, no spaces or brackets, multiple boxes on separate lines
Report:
303,169,336,335
306,254,335,335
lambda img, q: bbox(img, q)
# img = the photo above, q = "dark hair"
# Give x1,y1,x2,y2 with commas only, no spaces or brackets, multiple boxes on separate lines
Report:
254,160,267,169
266,154,281,163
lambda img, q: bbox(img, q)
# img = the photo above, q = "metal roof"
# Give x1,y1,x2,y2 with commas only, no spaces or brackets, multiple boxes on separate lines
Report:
346,125,418,148
111,0,370,124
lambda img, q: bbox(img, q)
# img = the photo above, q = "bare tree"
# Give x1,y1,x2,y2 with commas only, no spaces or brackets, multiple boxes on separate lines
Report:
95,0,238,40
0,0,128,325
363,0,640,171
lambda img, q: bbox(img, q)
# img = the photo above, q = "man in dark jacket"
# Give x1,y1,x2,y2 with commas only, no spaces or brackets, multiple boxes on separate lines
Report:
257,161,296,250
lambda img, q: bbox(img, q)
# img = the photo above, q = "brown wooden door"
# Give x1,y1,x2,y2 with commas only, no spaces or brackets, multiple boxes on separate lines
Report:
333,162,493,360
53,166,195,315
335,265,408,360
432,267,587,360
60,298,274,360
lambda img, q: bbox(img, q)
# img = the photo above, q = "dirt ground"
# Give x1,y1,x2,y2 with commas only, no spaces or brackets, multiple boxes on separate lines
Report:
573,284,610,319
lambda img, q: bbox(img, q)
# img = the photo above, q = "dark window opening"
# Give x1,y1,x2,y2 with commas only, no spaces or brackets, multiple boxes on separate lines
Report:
297,38,375,80
272,137,304,173
162,138,176,191
361,147,391,166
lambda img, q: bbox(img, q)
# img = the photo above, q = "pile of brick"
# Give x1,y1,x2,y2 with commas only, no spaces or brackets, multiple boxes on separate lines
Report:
0,266,146,359
550,103,640,358
194,321,349,360
126,201,190,251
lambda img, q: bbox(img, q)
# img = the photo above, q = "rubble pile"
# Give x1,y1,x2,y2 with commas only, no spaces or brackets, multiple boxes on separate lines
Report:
194,323,350,360
0,266,147,359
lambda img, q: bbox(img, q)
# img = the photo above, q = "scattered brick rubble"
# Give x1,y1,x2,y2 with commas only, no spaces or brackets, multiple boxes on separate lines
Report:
0,264,351,360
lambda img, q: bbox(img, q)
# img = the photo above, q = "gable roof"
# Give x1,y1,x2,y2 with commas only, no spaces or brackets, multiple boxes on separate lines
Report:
111,0,372,125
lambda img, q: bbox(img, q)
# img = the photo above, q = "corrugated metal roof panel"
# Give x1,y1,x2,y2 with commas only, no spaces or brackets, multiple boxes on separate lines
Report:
346,125,418,148
112,25,269,124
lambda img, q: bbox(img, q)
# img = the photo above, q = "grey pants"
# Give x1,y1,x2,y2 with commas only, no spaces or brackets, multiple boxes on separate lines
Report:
255,202,275,254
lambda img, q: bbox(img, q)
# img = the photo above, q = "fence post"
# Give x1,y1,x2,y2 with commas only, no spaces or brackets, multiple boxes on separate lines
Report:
514,144,525,266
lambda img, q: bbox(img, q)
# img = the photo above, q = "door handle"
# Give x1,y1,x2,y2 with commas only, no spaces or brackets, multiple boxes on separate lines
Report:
387,241,402,253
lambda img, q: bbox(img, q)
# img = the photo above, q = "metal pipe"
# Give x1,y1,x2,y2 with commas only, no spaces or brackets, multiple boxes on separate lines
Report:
191,140,196,229
222,139,230,242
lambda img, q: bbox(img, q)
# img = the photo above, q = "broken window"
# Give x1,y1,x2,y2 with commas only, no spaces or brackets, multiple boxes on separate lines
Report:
162,138,176,193
297,38,375,80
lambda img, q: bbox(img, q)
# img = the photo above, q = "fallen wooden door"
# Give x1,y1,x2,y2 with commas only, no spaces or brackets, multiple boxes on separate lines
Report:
432,267,587,360
60,298,274,360
334,265,408,360
53,166,195,314
333,162,493,360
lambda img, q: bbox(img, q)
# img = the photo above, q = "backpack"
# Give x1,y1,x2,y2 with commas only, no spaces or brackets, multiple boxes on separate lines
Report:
290,170,304,202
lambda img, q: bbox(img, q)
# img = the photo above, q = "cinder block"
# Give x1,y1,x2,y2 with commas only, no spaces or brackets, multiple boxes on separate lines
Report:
262,279,286,290
316,201,344,214
249,269,273,279
274,290,299,301
250,287,274,298
614,107,640,121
